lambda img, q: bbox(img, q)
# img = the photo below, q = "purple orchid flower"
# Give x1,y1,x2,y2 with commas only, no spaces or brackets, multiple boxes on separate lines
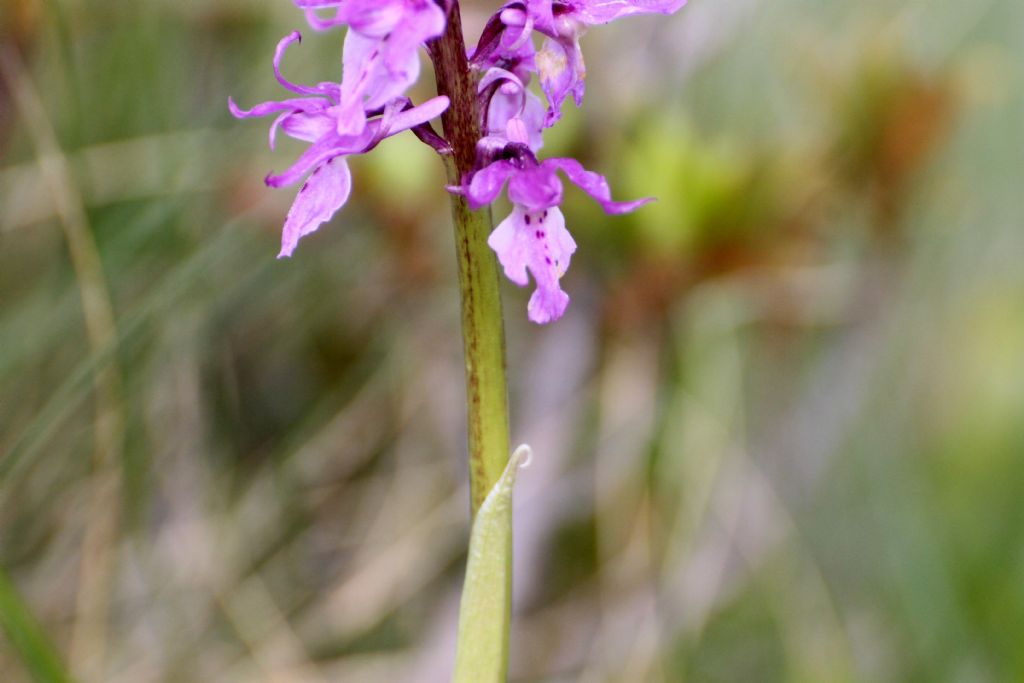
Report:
479,0,686,125
229,32,449,257
232,0,687,326
293,0,446,137
294,0,445,35
465,139,651,324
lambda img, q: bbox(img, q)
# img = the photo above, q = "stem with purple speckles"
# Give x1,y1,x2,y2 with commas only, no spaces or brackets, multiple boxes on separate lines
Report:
430,1,511,518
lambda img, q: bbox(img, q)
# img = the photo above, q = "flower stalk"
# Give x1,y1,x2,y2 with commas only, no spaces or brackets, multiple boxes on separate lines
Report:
431,5,514,679
430,1,512,517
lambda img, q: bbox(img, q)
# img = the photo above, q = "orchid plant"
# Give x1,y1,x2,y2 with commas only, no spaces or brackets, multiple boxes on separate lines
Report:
231,1,685,679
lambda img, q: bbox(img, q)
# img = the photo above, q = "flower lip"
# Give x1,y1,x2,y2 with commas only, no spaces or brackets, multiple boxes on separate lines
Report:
487,203,576,324
507,163,563,210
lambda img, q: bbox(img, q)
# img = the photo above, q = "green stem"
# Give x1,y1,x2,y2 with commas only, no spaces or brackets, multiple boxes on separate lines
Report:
430,2,511,517
430,6,514,680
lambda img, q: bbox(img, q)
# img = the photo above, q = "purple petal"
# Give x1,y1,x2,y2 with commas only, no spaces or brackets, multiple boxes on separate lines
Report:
265,128,366,187
279,110,336,143
487,206,532,286
488,204,577,324
530,206,577,281
293,0,406,34
339,1,408,37
228,95,325,120
382,0,446,55
507,163,563,211
265,96,447,188
300,7,348,31
337,31,381,136
467,160,518,209
383,95,450,135
279,156,352,258
330,0,445,138
524,205,575,324
479,66,522,93
269,111,290,149
520,90,547,150
536,37,585,126
229,95,329,150
470,10,513,66
523,0,555,32
571,0,688,25
273,32,338,98
336,21,436,136
546,157,653,213
528,286,569,324
481,67,546,151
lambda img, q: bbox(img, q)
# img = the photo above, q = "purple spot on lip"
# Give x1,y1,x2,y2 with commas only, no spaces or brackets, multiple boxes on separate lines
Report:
545,257,552,264
525,214,532,225
535,230,543,238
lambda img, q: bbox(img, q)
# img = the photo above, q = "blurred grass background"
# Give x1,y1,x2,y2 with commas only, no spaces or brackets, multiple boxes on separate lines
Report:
1,0,1023,681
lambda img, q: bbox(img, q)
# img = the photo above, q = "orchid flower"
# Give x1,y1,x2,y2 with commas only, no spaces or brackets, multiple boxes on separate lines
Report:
229,32,448,256
477,0,686,125
233,0,684,324
466,134,650,323
293,0,446,136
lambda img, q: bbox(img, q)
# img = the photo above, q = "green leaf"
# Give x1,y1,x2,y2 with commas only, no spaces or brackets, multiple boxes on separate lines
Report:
452,445,531,683
0,568,77,683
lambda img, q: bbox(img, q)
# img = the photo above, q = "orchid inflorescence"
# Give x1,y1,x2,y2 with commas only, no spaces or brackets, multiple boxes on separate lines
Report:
231,0,686,324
